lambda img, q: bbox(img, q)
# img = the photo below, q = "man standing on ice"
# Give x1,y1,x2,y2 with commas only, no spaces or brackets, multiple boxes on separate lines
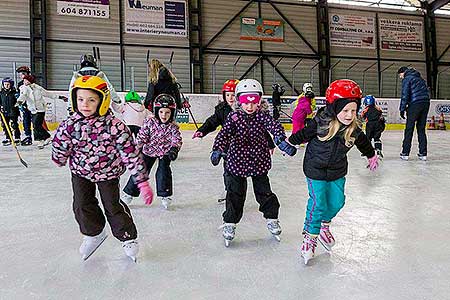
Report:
397,66,430,161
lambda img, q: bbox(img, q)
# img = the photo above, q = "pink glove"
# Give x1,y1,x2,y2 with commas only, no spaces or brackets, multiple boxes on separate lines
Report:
192,131,203,139
137,181,154,205
367,155,379,171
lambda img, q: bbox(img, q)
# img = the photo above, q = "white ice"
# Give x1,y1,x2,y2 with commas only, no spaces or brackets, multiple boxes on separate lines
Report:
1,130,450,300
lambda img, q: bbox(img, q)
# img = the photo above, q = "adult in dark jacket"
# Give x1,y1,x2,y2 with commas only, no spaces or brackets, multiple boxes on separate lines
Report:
398,67,430,161
0,78,21,144
144,59,182,112
15,66,33,145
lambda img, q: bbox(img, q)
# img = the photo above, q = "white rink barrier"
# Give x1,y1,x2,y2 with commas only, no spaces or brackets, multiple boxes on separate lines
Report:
43,91,450,125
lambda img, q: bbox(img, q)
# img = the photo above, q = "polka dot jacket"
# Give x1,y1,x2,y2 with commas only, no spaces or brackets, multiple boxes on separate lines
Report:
52,111,148,184
213,110,286,177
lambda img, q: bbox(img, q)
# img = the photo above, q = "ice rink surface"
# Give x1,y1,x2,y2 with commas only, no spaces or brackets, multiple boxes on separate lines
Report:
1,130,450,300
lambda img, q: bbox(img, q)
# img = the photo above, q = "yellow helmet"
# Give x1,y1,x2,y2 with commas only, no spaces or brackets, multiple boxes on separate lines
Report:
71,75,111,116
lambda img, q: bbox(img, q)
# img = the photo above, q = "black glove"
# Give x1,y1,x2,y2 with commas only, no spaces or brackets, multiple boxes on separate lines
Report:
168,147,179,161
274,136,297,156
210,150,224,166
400,111,405,119
273,107,280,120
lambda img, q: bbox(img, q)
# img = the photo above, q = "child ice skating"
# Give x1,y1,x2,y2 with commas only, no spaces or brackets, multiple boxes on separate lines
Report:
117,91,150,138
211,79,297,247
0,78,21,145
122,94,182,210
361,95,386,157
292,85,316,134
17,74,67,149
52,76,153,262
193,80,276,203
287,79,379,265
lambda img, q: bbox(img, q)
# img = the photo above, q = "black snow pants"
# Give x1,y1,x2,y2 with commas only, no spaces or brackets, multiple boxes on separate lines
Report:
365,120,385,150
223,174,280,224
72,174,137,242
123,154,172,197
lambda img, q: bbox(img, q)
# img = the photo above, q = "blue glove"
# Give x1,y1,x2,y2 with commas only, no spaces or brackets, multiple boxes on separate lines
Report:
275,136,297,156
210,150,224,166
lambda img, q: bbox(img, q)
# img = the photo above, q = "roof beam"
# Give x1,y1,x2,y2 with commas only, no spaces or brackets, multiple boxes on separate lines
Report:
423,0,450,12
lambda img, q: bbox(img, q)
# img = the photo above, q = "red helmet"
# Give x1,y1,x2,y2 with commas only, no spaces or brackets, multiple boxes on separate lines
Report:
222,79,239,93
325,79,362,105
16,65,31,74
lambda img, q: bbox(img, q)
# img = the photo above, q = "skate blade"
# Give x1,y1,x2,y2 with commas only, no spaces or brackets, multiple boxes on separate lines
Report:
273,234,281,242
318,238,333,252
129,256,137,263
217,198,226,205
301,255,311,265
224,239,231,247
82,235,108,261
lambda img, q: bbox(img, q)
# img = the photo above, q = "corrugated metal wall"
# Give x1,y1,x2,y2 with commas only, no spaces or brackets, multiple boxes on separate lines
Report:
202,0,318,93
0,0,30,80
436,17,450,99
0,0,448,99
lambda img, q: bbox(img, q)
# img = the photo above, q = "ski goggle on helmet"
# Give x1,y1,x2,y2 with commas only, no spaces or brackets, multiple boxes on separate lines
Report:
71,76,111,116
235,79,263,105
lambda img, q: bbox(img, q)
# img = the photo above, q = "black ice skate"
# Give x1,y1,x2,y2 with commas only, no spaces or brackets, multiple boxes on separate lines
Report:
21,137,32,146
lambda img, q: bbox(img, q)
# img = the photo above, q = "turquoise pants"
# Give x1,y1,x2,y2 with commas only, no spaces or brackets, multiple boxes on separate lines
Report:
303,177,346,235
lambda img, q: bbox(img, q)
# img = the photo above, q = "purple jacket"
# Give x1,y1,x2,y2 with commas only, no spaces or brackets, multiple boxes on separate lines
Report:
213,110,286,177
137,116,182,158
52,111,148,184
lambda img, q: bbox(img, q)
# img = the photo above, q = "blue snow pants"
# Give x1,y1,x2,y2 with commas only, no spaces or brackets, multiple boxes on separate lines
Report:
304,177,346,235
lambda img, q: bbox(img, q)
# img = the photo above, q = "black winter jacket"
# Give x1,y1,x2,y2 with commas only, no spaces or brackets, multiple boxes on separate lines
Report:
400,69,430,112
0,88,20,117
144,68,181,111
198,101,276,149
288,108,375,181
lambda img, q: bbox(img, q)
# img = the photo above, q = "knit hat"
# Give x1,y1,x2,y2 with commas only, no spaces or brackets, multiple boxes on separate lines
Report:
330,98,361,116
397,66,408,74
23,74,35,84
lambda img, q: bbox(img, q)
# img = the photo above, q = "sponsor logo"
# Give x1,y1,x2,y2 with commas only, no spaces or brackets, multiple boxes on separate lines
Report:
128,0,163,11
436,104,450,114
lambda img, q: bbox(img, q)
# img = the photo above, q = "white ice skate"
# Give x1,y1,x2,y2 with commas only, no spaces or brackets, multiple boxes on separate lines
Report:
122,239,139,262
301,232,318,265
43,137,52,146
37,140,45,149
161,197,172,210
79,230,108,261
266,219,282,242
121,193,133,205
319,222,335,251
219,223,236,247
400,153,409,161
418,154,427,161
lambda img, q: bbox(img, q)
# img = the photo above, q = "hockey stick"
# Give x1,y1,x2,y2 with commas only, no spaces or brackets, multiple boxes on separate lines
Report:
0,111,28,168
177,83,199,130
279,110,293,120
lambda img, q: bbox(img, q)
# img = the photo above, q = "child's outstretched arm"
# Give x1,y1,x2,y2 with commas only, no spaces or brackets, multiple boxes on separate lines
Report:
51,120,74,167
355,131,375,158
288,118,318,145
211,113,236,165
261,113,296,156
193,110,221,138
168,125,183,161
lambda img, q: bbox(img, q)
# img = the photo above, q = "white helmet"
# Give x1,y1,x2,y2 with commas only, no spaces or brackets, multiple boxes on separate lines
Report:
235,79,263,97
303,83,313,94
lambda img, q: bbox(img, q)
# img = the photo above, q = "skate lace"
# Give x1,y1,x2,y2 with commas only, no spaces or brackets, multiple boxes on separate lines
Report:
304,234,317,248
321,226,333,241
218,223,236,234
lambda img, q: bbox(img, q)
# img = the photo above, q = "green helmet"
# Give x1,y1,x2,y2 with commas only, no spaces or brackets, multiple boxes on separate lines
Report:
125,91,142,103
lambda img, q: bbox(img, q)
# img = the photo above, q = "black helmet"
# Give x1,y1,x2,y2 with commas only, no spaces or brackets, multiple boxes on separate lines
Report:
80,54,97,68
153,94,177,122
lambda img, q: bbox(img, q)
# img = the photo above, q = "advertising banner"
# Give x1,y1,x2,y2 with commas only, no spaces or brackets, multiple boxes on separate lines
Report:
330,14,375,49
125,0,187,37
379,18,423,52
56,0,110,19
240,18,284,42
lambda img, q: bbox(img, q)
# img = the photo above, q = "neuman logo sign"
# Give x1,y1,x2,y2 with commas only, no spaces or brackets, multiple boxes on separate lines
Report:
127,0,163,11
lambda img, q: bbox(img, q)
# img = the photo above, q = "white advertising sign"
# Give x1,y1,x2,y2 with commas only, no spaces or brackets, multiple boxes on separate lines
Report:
330,14,375,49
379,18,423,52
57,0,110,19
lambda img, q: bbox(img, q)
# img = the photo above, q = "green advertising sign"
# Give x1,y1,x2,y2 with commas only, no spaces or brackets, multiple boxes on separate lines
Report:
240,17,284,42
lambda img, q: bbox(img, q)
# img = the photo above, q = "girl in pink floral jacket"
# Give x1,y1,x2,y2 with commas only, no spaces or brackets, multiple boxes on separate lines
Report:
122,94,182,210
51,75,153,262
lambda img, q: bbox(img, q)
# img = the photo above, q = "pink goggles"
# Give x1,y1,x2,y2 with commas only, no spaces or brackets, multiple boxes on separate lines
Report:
238,93,261,104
